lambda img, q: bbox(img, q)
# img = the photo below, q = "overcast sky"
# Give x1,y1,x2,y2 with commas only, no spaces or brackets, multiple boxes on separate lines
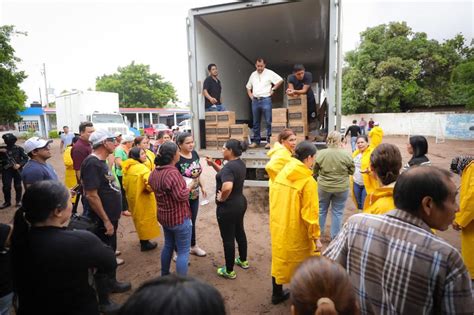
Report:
1,0,472,105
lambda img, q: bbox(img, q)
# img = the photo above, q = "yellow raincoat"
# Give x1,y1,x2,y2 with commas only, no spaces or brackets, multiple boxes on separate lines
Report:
63,146,77,203
363,184,395,215
270,158,320,285
368,126,384,148
455,161,474,279
144,149,156,171
266,142,293,184
122,159,161,240
350,147,379,208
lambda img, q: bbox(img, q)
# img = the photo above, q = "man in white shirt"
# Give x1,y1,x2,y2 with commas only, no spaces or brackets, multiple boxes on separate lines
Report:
246,58,283,149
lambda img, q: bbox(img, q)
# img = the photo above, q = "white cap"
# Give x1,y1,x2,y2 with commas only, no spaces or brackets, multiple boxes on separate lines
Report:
24,137,53,154
114,131,122,137
121,134,135,144
89,129,115,146
374,121,380,126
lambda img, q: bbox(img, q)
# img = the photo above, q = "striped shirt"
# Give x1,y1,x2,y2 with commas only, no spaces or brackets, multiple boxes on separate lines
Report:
148,165,190,227
324,209,473,315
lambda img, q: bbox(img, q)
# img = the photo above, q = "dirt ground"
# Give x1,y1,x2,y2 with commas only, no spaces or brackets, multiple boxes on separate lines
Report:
0,135,472,314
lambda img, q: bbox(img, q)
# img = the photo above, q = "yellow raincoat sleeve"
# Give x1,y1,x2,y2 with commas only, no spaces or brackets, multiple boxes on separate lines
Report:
369,127,383,148
265,142,292,183
455,162,474,227
63,147,73,168
144,149,156,171
301,179,320,241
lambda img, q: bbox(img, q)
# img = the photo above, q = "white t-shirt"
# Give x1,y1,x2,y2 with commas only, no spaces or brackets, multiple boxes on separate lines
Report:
246,68,283,98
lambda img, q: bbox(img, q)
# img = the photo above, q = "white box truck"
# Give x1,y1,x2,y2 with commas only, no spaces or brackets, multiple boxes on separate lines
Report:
56,91,130,136
187,0,342,186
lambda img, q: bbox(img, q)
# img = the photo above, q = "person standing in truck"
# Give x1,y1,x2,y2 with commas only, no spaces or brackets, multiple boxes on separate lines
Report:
246,58,284,149
286,64,317,126
203,64,226,112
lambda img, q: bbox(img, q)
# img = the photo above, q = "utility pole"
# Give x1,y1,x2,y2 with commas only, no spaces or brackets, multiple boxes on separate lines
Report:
41,63,49,107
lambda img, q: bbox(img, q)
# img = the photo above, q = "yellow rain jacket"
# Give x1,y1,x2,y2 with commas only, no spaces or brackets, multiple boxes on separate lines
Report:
266,142,293,184
363,184,395,215
63,146,77,203
270,158,320,285
455,161,474,279
122,159,161,240
144,149,156,171
350,147,379,208
368,126,384,148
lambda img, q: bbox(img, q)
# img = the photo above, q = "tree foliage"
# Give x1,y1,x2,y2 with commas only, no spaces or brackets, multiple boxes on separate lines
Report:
0,25,27,123
96,62,177,108
342,22,473,114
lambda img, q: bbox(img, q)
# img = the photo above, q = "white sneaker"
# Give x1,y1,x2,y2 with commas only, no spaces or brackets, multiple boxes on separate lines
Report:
172,253,177,262
190,245,207,257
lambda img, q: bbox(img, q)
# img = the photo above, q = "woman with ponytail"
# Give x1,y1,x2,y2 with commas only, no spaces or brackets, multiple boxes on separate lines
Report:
363,143,402,214
11,180,117,315
290,256,359,315
270,141,321,304
206,139,248,280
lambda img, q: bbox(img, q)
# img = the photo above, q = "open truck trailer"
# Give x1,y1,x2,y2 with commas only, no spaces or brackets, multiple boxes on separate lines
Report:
187,0,342,187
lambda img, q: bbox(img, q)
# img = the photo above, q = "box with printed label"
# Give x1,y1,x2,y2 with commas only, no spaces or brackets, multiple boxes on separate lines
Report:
205,112,218,126
230,124,249,138
205,126,218,140
287,95,307,108
272,108,287,123
271,123,287,135
216,127,230,138
288,107,307,123
289,122,308,136
205,140,218,150
216,111,236,126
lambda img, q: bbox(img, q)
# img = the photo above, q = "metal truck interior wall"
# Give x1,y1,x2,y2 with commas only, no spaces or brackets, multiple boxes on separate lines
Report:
193,0,331,121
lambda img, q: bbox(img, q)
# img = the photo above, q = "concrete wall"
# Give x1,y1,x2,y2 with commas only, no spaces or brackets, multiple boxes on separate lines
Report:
342,112,474,140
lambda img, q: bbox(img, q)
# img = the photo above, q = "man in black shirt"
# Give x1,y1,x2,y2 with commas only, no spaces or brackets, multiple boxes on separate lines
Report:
81,129,131,307
286,64,317,124
203,63,226,112
345,120,361,152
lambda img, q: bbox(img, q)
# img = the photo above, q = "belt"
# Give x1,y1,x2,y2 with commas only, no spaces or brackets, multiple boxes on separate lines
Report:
253,96,271,101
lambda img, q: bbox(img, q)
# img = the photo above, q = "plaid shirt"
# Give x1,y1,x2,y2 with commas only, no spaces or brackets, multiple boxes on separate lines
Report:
148,165,190,227
324,209,473,315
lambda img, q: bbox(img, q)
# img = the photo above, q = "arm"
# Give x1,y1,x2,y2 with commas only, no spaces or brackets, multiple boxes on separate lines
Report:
79,231,117,273
441,255,474,314
454,168,474,227
246,76,253,100
347,156,355,175
247,88,253,100
84,189,114,235
114,157,123,169
203,89,218,105
301,180,322,251
198,177,207,198
271,79,284,93
18,148,28,167
206,156,222,172
217,182,233,202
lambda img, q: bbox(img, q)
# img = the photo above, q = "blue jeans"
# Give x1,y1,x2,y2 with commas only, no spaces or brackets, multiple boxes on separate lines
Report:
360,126,366,135
206,104,226,112
353,182,367,210
161,218,192,276
251,97,272,144
0,292,13,315
351,136,357,152
318,187,349,239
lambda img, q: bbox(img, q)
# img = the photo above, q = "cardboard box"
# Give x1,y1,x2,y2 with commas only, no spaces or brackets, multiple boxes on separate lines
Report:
272,108,287,123
216,127,230,138
287,95,307,108
205,126,218,139
230,124,249,138
205,140,218,150
271,122,287,135
205,112,218,126
289,122,308,136
288,107,307,122
217,139,228,148
216,111,236,126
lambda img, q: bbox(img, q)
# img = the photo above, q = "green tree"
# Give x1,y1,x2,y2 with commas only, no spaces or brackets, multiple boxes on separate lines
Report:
342,22,471,114
449,58,474,109
96,62,177,107
0,25,27,123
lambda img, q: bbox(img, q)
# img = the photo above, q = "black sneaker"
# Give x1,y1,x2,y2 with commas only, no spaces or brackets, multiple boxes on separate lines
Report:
140,240,158,252
271,289,290,305
0,202,11,209
98,299,121,315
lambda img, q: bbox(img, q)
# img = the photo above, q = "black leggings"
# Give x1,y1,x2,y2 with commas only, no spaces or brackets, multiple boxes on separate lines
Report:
216,197,247,272
117,175,128,211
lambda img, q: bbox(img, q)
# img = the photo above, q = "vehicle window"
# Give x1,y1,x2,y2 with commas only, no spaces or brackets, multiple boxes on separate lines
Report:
91,114,124,124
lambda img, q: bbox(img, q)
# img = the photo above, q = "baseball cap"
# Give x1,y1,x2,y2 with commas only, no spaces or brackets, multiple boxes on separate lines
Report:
89,129,115,146
114,131,122,137
24,137,53,154
121,134,135,144
374,121,380,126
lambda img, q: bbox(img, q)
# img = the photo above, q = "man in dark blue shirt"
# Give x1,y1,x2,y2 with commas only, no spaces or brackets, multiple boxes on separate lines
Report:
286,64,317,124
21,137,58,188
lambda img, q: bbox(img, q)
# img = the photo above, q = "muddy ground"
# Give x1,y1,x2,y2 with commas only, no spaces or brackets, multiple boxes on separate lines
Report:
0,135,471,314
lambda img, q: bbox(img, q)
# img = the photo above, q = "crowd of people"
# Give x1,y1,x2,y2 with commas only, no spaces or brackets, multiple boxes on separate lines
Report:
0,117,473,314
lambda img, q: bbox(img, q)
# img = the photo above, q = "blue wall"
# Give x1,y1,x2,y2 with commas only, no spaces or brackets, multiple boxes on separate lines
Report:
445,114,474,140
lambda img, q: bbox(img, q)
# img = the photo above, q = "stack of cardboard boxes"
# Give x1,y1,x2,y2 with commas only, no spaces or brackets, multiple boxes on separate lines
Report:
270,108,288,144
205,111,236,149
287,95,308,142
